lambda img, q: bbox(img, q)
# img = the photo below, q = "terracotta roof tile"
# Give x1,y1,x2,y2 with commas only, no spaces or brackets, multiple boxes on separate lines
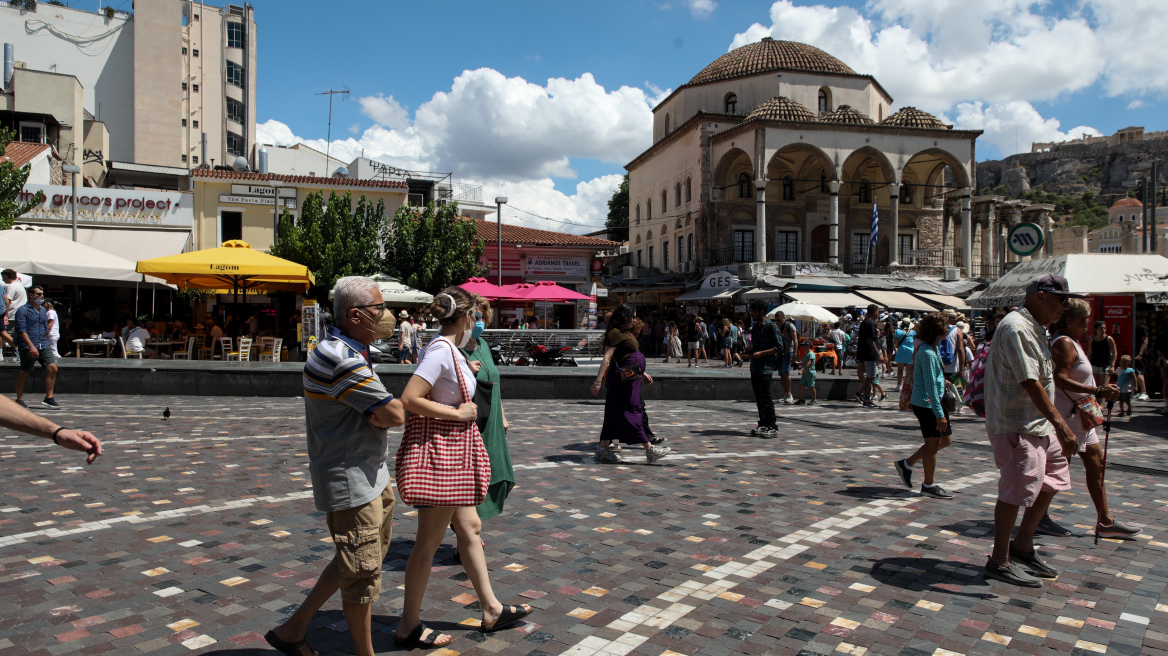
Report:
1110,197,1143,209
686,38,856,87
744,96,819,123
878,106,951,130
191,168,409,189
0,142,51,168
820,105,874,125
473,219,620,248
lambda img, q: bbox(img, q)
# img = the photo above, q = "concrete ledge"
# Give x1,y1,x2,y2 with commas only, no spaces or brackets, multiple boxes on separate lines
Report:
0,360,867,401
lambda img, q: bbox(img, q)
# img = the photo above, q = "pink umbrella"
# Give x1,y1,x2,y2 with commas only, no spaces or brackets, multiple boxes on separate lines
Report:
459,277,525,299
512,280,592,302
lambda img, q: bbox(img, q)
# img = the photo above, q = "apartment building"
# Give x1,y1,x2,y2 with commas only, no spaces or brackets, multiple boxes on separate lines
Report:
0,0,256,170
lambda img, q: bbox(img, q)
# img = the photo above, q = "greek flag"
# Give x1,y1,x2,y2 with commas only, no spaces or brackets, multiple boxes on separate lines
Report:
869,200,879,253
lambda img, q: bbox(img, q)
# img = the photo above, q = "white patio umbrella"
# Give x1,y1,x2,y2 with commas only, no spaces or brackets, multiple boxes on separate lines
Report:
971,254,1168,307
0,228,150,282
327,274,433,306
767,301,839,324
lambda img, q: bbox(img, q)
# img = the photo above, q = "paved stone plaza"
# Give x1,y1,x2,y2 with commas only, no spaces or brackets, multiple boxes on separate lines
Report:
2,393,1168,656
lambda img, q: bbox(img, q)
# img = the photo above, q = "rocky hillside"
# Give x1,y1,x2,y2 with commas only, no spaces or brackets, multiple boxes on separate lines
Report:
977,137,1168,205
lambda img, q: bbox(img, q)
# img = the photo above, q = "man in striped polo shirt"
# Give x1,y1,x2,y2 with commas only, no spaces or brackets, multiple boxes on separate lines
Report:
267,276,404,656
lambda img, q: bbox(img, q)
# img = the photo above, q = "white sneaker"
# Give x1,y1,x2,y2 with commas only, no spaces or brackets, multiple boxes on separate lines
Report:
646,445,671,463
785,394,795,404
1137,393,1150,401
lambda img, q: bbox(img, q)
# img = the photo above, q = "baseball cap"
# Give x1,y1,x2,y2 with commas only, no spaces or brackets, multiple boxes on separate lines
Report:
1025,274,1082,298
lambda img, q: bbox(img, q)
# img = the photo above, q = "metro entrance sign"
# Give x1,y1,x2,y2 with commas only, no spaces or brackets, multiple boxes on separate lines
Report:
1007,222,1044,256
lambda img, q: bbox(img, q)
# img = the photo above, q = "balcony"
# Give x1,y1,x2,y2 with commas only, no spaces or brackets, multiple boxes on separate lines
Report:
437,182,484,204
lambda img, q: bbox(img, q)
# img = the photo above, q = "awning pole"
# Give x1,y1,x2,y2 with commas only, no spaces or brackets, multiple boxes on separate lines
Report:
135,281,139,317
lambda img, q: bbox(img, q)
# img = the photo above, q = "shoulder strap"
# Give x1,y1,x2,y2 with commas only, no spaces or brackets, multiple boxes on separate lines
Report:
440,337,471,405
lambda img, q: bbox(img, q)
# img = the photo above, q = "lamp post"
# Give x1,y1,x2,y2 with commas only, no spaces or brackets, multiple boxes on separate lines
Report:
495,196,508,287
62,163,81,241
1131,161,1159,253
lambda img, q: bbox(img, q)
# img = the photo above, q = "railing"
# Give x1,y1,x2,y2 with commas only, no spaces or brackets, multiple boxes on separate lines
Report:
766,243,829,263
896,247,962,268
969,262,1002,280
438,183,484,203
377,329,606,364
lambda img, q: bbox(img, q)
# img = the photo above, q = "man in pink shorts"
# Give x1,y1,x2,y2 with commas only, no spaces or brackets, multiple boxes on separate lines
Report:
982,274,1081,588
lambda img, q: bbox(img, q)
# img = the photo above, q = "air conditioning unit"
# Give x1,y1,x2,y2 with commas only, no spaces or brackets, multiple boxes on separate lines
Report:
622,266,638,280
943,267,961,281
779,263,796,277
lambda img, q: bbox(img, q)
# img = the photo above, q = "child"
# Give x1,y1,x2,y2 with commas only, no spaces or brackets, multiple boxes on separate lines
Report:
872,362,887,402
794,347,817,405
1117,355,1136,416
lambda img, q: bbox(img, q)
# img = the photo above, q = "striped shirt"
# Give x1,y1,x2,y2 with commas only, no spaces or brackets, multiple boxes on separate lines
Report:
984,308,1054,436
303,325,394,512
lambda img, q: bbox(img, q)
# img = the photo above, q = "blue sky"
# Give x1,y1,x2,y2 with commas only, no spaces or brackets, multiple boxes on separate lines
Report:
90,0,1166,230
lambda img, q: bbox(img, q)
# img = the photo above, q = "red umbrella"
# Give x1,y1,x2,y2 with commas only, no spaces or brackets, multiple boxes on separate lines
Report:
459,277,525,299
512,280,592,301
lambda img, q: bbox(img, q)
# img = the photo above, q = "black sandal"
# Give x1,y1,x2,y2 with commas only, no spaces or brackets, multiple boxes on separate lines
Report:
264,629,315,656
393,621,450,650
481,604,532,633
649,436,667,445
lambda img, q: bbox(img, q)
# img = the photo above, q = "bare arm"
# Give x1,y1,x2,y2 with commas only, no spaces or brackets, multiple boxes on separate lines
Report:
0,396,102,464
1019,378,1077,456
591,346,616,395
367,398,405,429
401,374,477,422
1107,336,1117,369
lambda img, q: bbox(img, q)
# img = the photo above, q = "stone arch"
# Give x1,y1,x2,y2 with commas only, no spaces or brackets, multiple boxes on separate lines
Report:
646,230,654,240
661,224,668,235
724,92,738,114
713,148,753,201
675,180,682,207
901,147,971,192
674,218,682,229
777,211,800,225
817,87,832,114
766,143,836,197
635,233,642,244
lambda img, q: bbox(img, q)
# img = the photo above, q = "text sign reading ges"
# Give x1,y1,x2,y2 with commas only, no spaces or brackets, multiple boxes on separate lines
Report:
702,270,739,290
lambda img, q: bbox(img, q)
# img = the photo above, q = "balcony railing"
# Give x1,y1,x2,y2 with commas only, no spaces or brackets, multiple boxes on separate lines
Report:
437,182,484,204
896,247,962,268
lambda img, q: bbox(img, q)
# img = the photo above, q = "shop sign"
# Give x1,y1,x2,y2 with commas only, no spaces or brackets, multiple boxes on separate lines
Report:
525,256,588,280
700,270,740,290
1146,292,1168,306
230,184,296,198
591,258,603,275
19,184,192,228
219,194,296,207
626,291,659,304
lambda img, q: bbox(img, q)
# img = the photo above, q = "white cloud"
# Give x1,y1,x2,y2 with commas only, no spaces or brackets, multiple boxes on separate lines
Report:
358,94,410,130
348,123,361,134
688,0,717,18
483,175,625,235
946,101,1102,157
645,82,674,108
1127,99,1148,110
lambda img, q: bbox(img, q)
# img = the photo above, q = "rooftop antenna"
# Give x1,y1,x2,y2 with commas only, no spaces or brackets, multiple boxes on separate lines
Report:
316,86,349,174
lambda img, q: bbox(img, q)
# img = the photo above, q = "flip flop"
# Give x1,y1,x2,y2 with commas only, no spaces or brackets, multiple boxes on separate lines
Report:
264,629,315,656
481,604,532,633
393,621,450,650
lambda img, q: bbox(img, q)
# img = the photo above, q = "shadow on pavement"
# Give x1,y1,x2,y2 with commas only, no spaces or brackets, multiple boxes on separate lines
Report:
869,556,993,598
835,486,911,500
937,518,995,539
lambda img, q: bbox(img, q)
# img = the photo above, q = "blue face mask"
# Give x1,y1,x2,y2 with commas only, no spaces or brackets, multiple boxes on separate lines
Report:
471,321,485,340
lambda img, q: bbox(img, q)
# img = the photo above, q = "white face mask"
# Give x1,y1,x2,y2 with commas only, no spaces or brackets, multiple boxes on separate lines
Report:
456,316,474,349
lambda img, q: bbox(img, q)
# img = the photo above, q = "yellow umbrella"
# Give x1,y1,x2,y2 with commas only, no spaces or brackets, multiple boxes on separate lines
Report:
136,240,314,295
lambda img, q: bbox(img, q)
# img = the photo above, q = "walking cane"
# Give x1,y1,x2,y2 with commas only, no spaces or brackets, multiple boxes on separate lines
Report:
1095,400,1114,546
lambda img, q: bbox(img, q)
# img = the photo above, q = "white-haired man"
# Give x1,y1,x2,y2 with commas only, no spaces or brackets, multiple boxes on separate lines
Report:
267,276,405,656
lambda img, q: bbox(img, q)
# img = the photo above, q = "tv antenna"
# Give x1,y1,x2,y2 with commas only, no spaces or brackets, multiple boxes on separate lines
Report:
317,87,349,173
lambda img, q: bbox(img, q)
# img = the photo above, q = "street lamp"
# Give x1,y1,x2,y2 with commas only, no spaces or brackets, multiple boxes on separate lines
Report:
61,163,81,241
1130,161,1158,253
495,196,508,288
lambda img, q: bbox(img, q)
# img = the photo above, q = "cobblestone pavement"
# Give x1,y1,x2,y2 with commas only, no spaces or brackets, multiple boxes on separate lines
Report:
3,392,1168,656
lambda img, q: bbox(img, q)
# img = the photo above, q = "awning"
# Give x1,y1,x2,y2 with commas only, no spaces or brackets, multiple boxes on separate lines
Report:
915,293,972,310
855,290,937,312
674,286,745,301
741,287,788,299
40,226,191,261
783,290,871,308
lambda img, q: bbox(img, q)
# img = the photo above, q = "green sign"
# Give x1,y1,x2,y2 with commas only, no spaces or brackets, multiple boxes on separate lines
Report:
1007,222,1044,256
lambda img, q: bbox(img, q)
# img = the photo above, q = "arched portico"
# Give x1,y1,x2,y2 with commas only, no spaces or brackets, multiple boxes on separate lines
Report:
841,147,897,264
902,148,973,271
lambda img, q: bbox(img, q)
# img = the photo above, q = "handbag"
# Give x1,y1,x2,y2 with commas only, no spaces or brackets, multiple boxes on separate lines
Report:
472,380,494,433
942,380,959,415
1067,392,1105,430
395,338,491,508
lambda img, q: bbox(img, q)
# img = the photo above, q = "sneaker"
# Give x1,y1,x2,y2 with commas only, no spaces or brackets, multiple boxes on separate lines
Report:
1095,520,1143,539
854,393,865,404
983,557,1042,588
14,398,27,408
595,446,622,463
920,484,954,499
1009,542,1059,578
41,397,61,409
1035,515,1073,537
781,396,792,405
863,401,879,408
750,426,762,436
807,399,817,405
757,427,779,439
1137,393,1150,401
785,394,794,404
646,445,671,463
894,460,913,489
793,399,806,405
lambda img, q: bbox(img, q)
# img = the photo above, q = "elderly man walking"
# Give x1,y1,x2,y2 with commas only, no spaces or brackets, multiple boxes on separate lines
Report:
982,274,1080,588
14,285,60,409
266,276,405,656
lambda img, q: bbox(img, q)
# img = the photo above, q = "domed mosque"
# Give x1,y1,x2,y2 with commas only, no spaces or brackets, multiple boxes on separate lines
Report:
623,37,1031,293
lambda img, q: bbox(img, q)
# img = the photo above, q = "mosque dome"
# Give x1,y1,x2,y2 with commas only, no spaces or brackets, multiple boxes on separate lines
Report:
686,37,857,87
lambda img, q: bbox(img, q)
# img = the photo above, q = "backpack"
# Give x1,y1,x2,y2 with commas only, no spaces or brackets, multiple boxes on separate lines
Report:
938,326,956,366
963,341,990,417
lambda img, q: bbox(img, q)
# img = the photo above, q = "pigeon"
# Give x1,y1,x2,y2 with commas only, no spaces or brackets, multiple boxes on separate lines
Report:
163,407,171,421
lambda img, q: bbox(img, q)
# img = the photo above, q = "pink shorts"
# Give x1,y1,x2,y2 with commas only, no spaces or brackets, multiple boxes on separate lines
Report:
988,433,1071,507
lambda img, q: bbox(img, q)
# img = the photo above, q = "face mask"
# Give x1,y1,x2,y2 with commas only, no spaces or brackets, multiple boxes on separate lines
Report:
358,308,396,340
34,298,44,306
457,317,474,349
471,321,485,340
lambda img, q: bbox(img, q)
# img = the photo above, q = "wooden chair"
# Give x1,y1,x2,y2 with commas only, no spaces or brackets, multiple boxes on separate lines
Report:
173,336,196,360
227,337,253,362
120,337,143,360
258,337,283,362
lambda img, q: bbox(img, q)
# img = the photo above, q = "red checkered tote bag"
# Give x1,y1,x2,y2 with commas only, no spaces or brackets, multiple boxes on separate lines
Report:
395,338,490,507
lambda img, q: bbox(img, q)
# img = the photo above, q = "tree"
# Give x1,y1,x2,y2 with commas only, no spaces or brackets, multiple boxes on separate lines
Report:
0,128,46,230
605,173,629,241
270,190,387,303
381,201,488,294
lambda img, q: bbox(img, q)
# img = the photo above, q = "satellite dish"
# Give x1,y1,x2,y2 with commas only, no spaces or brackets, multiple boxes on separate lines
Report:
333,166,349,178
232,156,249,172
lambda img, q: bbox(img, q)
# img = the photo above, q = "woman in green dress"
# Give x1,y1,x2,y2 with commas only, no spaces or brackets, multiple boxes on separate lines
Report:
464,295,514,519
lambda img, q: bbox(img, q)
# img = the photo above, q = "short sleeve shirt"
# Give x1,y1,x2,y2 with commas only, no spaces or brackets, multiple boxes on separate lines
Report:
303,325,394,512
857,319,879,361
605,328,639,367
984,308,1054,436
413,337,477,406
6,282,25,321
